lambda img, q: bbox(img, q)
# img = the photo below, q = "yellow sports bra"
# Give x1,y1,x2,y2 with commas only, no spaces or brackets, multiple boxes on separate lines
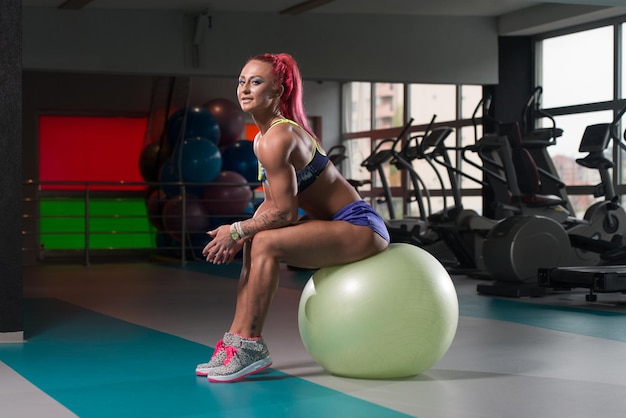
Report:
257,118,329,194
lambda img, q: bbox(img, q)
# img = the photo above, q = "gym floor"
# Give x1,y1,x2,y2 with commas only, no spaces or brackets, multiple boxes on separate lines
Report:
1,258,625,418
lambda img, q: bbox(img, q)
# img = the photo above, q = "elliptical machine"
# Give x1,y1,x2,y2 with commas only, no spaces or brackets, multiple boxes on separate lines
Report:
398,117,496,273
539,106,626,301
460,95,570,223
479,105,626,297
360,118,434,246
518,87,573,213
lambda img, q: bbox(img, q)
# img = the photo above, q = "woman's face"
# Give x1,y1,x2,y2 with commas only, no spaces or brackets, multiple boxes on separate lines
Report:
237,59,282,114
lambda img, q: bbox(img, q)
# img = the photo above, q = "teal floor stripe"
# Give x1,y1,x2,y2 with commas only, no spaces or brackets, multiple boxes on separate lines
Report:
0,298,410,418
460,295,626,341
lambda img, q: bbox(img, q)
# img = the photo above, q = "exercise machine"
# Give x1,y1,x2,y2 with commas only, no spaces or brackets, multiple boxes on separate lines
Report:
360,118,434,246
537,106,626,301
538,265,626,301
467,120,571,224
479,106,626,297
519,87,574,213
400,119,496,272
460,96,569,223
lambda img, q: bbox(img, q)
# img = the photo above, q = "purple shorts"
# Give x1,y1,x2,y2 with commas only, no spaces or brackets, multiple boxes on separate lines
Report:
333,200,390,243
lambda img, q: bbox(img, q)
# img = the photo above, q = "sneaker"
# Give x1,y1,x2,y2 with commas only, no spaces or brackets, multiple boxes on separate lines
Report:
195,332,238,376
206,336,272,383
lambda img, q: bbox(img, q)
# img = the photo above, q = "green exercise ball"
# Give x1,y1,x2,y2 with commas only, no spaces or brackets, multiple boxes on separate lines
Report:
298,243,459,379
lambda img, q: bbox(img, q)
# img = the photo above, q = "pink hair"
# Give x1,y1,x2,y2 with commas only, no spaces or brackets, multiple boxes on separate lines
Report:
249,53,316,140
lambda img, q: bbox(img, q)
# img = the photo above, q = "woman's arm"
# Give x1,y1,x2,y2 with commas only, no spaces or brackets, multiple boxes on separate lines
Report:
202,127,300,264
240,129,300,235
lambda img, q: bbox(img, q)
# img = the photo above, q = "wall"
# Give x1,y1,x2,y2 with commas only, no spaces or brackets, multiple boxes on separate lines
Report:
22,5,498,170
23,8,499,85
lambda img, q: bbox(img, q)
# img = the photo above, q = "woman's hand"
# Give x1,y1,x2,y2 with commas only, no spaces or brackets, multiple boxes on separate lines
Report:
202,224,244,265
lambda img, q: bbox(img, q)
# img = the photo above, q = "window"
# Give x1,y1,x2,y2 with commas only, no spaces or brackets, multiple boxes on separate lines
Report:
536,21,624,217
343,82,371,133
543,111,612,186
342,82,484,218
539,26,614,108
343,137,372,192
409,84,456,125
623,23,626,99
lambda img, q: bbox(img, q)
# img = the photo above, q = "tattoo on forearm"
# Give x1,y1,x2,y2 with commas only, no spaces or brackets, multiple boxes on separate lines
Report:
241,211,290,237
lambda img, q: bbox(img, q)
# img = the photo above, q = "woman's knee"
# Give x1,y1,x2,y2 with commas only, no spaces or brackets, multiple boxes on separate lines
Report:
249,230,281,259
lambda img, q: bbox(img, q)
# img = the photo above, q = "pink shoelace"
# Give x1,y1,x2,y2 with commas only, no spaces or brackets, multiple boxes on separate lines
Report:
212,339,225,358
223,346,238,366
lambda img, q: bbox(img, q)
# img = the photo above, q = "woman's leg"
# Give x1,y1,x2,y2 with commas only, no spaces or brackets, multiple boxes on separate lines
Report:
228,235,279,338
229,220,388,338
195,243,253,377
205,220,387,382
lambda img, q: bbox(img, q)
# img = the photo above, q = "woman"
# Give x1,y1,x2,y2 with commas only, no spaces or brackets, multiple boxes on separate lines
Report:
197,53,390,383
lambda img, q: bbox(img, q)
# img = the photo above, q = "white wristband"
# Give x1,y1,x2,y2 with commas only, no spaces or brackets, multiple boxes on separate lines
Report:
234,221,245,238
